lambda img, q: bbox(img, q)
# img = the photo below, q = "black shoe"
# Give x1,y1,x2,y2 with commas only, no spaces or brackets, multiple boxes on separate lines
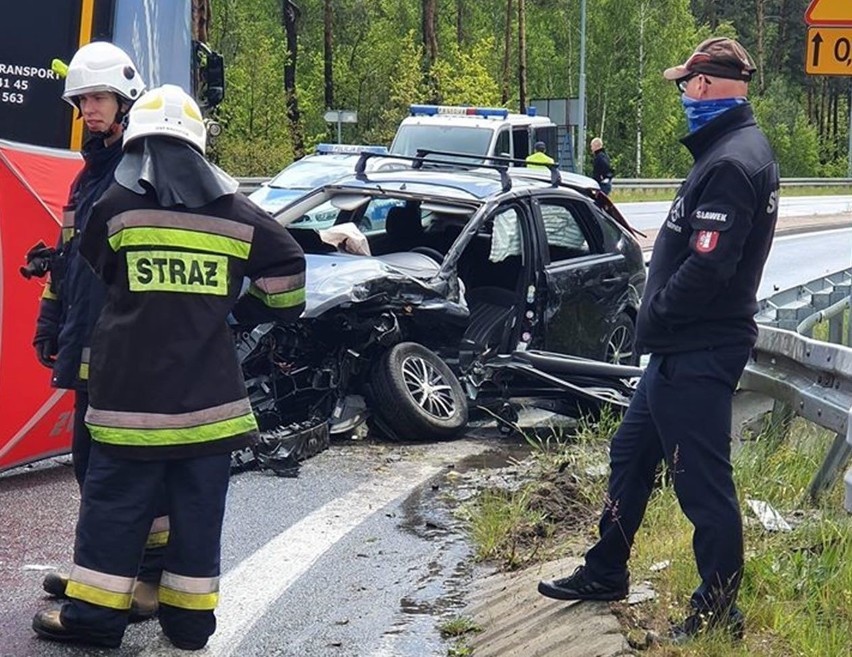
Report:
42,572,69,598
32,610,121,648
537,565,629,602
168,637,208,651
669,607,745,644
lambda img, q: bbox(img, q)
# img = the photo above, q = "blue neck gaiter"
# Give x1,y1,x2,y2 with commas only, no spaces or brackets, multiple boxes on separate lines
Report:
681,95,746,133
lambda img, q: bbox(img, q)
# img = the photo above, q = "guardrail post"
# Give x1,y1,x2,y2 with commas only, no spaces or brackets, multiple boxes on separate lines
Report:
767,401,795,444
829,313,843,345
845,406,852,513
809,431,852,502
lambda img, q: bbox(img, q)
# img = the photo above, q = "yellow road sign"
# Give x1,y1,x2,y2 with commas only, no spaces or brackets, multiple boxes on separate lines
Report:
806,27,852,75
805,0,852,26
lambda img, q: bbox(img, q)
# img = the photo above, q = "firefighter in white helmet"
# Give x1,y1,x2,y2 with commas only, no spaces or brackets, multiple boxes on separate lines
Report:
32,85,306,650
29,41,166,625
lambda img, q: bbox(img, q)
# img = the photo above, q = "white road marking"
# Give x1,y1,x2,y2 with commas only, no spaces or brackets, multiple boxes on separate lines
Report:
138,459,448,657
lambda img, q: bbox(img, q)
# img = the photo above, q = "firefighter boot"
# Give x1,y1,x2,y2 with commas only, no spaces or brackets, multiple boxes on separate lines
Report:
129,580,159,623
32,610,121,648
42,572,69,598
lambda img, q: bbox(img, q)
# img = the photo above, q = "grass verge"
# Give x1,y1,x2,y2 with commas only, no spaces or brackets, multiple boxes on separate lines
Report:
460,412,852,656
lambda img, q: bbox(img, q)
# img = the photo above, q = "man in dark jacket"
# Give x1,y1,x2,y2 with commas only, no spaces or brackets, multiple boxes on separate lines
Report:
31,41,164,619
538,37,779,642
32,84,306,650
590,137,614,194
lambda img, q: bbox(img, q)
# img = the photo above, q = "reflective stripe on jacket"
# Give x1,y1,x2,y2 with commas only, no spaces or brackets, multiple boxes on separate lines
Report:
79,185,306,459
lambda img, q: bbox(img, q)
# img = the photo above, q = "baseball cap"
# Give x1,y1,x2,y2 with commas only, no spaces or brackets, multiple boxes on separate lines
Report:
663,37,756,82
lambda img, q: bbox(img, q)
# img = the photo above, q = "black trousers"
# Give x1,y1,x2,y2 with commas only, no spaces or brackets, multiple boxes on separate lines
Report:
73,389,165,582
61,442,231,647
585,345,750,612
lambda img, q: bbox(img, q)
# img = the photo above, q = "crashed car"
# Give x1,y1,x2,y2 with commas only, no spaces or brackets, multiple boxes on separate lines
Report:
234,154,646,471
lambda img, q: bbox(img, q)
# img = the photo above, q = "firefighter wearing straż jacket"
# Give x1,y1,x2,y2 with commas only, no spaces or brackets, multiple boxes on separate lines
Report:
30,40,167,621
31,85,307,650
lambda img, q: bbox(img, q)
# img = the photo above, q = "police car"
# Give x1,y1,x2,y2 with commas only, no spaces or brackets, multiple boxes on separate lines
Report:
390,104,558,165
248,144,406,230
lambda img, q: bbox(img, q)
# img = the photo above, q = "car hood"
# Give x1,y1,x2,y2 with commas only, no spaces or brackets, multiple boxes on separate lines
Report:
304,252,445,318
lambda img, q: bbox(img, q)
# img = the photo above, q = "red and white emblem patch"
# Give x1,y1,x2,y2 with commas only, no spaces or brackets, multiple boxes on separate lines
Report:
695,230,719,253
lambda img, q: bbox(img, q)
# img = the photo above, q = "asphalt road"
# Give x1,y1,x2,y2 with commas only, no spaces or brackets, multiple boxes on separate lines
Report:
758,227,852,299
619,194,852,232
0,224,849,656
0,437,512,657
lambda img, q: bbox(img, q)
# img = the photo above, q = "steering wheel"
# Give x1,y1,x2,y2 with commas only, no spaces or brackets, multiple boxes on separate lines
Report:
410,246,445,264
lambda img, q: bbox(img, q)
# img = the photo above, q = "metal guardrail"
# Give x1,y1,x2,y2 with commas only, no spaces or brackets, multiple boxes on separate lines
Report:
744,269,852,511
236,176,852,195
612,177,852,191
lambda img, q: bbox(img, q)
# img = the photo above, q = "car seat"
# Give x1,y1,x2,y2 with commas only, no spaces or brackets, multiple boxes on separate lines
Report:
384,203,423,251
463,286,518,354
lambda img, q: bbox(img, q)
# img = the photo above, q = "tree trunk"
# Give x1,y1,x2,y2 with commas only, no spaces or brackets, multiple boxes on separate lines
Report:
636,2,647,176
191,0,210,42
422,0,438,67
501,0,512,104
456,0,465,46
324,0,333,110
282,1,304,155
756,0,765,93
518,0,527,112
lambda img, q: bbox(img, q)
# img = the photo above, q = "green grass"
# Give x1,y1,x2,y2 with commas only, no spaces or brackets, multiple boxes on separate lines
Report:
611,185,852,204
439,616,482,639
461,413,852,656
441,617,481,657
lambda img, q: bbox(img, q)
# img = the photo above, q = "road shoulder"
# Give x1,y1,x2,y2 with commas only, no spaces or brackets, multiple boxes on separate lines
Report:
464,556,630,657
637,212,852,251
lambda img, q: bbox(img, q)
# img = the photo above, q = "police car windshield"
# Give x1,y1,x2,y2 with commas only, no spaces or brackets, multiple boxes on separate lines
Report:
391,125,492,164
268,158,353,190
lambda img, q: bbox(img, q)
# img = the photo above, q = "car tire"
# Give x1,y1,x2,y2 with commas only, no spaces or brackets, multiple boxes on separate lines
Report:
604,312,637,366
371,342,468,441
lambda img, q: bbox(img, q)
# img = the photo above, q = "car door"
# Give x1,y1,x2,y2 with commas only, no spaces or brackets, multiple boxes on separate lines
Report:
533,195,632,360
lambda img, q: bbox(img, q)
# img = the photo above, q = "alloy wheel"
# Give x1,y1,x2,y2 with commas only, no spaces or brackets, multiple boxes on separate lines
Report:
400,355,457,419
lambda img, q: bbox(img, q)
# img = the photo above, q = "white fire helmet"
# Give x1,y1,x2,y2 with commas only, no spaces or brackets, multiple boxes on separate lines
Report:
123,85,207,154
63,42,145,107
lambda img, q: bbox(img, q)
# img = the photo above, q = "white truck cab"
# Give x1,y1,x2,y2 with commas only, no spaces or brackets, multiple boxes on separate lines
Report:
390,104,559,165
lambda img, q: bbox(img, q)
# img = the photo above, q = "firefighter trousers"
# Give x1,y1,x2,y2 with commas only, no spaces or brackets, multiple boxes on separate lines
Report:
73,389,167,583
584,345,751,613
60,441,232,649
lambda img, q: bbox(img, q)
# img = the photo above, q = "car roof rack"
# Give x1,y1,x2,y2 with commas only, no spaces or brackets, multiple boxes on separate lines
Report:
415,149,562,188
352,149,644,238
353,150,514,192
413,151,645,239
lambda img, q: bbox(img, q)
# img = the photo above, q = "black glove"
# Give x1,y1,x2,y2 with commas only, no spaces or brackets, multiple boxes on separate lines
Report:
20,241,57,279
34,338,58,369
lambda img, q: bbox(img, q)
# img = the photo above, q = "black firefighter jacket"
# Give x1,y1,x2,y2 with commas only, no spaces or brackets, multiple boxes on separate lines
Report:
79,184,306,460
35,137,123,389
637,103,780,355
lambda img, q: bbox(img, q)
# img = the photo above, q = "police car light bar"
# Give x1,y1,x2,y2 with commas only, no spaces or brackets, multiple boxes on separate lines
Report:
315,143,388,155
409,104,510,119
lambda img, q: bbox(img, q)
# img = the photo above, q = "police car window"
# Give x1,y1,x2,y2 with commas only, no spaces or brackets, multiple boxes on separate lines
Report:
353,198,406,234
539,202,591,262
495,130,511,157
392,125,493,163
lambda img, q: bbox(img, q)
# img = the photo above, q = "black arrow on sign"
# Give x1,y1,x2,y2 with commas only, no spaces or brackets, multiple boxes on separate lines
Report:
812,31,823,67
